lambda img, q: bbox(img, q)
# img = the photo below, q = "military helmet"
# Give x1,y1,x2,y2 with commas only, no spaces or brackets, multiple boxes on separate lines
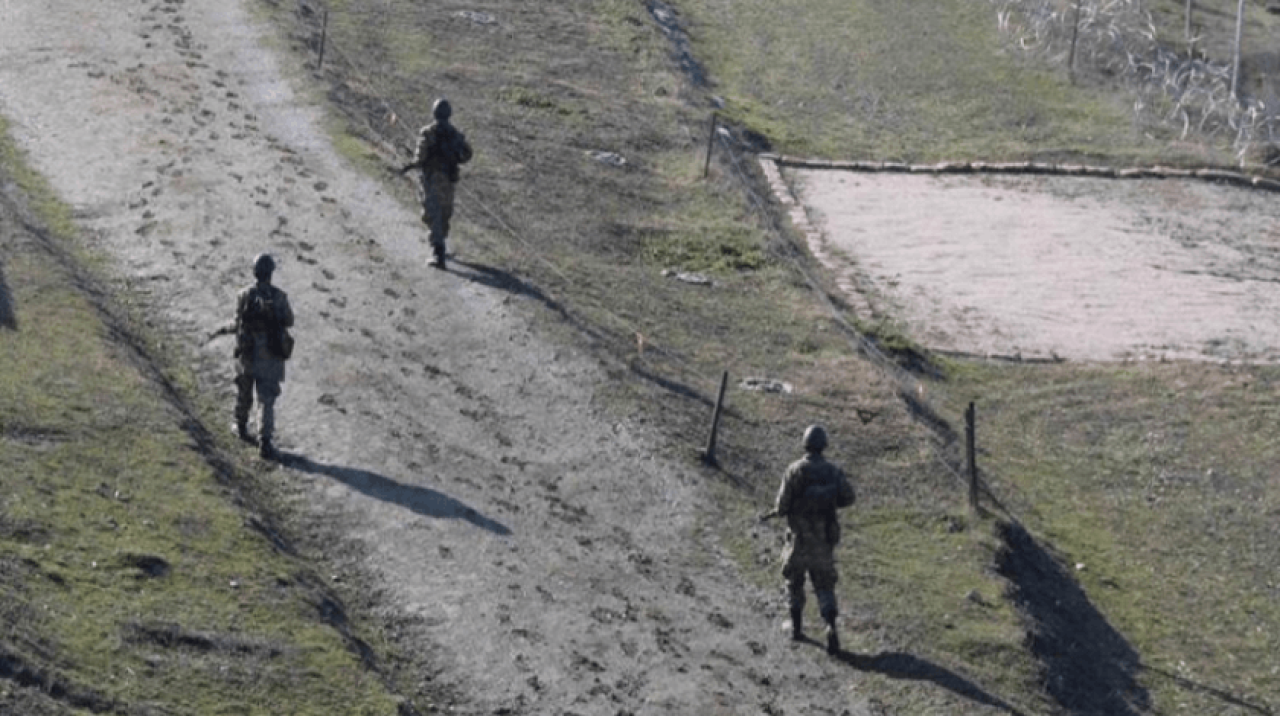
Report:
803,424,828,453
432,97,452,122
252,253,276,279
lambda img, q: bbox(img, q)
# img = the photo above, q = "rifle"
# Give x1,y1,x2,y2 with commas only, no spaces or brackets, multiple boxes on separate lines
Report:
757,510,782,523
205,323,235,343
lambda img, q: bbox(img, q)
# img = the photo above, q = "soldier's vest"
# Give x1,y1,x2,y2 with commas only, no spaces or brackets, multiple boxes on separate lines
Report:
791,467,842,516
423,125,471,182
239,286,292,360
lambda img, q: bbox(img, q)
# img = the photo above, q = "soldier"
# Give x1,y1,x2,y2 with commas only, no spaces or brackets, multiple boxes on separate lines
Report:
765,424,856,654
398,97,473,270
232,253,294,460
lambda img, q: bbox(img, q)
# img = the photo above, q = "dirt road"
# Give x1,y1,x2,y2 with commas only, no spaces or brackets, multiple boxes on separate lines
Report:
0,0,872,713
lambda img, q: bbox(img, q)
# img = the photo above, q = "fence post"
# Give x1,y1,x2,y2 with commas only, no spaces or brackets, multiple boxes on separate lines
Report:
703,370,729,466
1231,0,1245,101
966,402,978,513
703,114,718,179
318,9,329,70
1067,0,1082,83
1185,0,1194,53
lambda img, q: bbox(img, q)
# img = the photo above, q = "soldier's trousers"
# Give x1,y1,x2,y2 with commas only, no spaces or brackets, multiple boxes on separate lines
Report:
235,368,282,443
782,547,839,622
419,170,456,250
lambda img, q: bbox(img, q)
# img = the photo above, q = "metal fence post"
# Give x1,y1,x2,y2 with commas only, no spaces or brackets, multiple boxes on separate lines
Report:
703,370,729,465
318,9,329,70
966,402,978,513
703,114,718,179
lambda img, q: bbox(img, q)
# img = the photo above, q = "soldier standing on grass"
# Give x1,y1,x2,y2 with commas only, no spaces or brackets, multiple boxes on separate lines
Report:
398,98,473,270
763,424,856,654
233,253,294,460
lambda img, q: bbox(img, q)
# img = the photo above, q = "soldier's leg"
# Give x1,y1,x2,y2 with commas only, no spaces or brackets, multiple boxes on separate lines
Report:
233,371,255,441
417,174,433,226
438,180,456,243
812,566,840,654
782,560,806,640
422,173,449,267
255,376,282,458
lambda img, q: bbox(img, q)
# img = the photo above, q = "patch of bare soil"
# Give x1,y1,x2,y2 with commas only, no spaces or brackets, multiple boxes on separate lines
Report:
0,1,877,713
793,168,1280,364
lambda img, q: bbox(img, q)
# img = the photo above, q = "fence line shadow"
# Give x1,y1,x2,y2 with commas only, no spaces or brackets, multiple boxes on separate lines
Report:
1144,665,1274,715
998,521,1149,715
0,260,16,330
280,453,511,536
453,259,713,404
835,650,1027,715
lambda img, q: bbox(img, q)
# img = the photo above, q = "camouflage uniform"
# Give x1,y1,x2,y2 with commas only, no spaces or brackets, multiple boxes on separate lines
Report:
233,257,294,458
773,426,855,652
401,99,473,268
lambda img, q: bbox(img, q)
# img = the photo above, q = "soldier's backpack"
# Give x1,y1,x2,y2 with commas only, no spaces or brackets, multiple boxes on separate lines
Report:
241,287,293,360
791,475,841,516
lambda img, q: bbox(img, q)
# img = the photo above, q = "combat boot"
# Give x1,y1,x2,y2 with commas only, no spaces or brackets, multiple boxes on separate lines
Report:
825,620,840,655
790,607,803,641
429,241,447,270
232,420,254,444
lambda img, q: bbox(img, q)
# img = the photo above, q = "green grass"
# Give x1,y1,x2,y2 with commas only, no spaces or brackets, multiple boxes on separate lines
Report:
679,0,1143,161
0,116,403,715
677,0,1253,166
948,360,1280,711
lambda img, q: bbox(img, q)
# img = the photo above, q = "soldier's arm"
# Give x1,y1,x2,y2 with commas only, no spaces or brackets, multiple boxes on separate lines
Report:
836,467,856,509
774,467,798,517
456,131,473,164
233,290,246,333
277,290,294,329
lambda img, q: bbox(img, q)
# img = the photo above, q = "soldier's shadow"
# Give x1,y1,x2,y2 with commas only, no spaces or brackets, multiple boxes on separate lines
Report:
834,650,1027,715
450,259,565,315
280,453,512,536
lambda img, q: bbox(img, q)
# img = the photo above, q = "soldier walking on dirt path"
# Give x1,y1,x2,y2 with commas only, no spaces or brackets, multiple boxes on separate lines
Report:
762,424,856,654
232,253,294,460
397,97,473,271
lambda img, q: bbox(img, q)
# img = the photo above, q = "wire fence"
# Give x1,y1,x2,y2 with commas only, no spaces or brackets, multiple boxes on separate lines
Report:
710,123,1024,518
294,0,1026,518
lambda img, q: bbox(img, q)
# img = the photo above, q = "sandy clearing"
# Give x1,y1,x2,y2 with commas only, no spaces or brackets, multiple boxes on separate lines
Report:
792,169,1280,363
